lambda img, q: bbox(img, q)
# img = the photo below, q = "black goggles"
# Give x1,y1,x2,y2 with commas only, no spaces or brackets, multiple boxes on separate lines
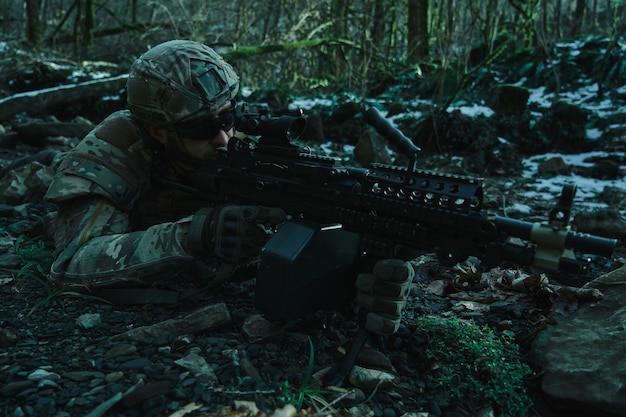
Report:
173,108,236,140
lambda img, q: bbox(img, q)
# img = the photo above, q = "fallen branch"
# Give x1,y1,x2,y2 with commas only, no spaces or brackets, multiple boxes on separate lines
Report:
0,74,127,121
110,302,231,345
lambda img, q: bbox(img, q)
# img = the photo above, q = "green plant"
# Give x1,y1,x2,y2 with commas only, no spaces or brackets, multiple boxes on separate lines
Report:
10,235,109,314
415,316,532,417
12,235,55,273
275,337,336,412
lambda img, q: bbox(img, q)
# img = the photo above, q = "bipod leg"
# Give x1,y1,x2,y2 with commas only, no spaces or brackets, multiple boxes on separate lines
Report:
323,327,369,387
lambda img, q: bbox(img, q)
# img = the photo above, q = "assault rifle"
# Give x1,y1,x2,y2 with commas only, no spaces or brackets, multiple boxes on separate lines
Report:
188,105,616,322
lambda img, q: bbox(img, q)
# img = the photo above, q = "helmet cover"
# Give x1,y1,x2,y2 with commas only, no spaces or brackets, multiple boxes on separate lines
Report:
127,40,239,127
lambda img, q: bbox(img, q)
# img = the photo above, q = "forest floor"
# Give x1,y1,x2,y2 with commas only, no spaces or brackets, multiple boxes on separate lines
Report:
1,39,626,417
0,133,624,417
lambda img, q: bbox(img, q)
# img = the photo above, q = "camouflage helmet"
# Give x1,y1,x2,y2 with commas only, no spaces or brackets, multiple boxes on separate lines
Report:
127,40,239,127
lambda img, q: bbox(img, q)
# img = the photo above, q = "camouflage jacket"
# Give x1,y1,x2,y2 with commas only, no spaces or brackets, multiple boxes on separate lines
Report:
45,110,213,292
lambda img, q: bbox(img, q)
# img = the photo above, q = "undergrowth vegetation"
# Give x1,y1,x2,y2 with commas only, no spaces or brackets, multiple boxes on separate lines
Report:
9,235,107,314
415,316,533,417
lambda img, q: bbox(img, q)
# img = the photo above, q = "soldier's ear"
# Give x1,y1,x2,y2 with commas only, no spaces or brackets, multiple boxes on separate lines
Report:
143,123,168,145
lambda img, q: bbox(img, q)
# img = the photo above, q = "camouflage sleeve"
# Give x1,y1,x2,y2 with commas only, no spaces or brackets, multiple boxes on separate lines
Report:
50,195,197,291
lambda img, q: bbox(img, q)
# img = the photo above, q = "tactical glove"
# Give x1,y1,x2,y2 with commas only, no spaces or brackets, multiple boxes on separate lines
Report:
355,259,414,335
189,205,286,264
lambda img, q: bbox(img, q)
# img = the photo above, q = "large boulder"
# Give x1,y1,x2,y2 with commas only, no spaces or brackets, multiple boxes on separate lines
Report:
532,265,626,416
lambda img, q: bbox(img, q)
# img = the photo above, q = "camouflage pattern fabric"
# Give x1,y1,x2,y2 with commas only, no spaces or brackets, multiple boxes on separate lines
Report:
127,40,240,127
45,110,213,292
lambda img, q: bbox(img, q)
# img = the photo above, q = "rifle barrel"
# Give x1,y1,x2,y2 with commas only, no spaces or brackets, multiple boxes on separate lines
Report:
493,215,617,258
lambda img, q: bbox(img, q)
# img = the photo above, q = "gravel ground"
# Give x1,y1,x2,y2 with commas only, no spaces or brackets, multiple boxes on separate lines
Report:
1,191,621,417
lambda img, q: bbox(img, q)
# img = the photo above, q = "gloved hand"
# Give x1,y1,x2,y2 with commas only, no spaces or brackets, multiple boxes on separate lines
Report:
355,259,414,335
189,205,286,264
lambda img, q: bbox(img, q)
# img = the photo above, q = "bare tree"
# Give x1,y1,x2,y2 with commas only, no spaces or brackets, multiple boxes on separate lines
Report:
570,0,587,37
83,0,95,48
25,0,43,45
407,0,429,63
330,0,350,81
5,0,626,97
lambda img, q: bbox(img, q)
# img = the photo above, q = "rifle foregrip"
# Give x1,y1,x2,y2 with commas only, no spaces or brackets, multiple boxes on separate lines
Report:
364,107,420,157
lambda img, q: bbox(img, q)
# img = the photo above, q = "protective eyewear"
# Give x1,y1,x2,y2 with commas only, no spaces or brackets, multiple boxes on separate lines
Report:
173,108,236,140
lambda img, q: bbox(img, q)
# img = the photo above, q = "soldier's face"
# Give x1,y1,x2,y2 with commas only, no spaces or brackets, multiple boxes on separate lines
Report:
179,127,232,159
176,102,234,159
146,103,234,159
174,103,235,159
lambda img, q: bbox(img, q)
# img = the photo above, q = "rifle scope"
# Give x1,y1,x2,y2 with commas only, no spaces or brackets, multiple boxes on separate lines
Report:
235,114,306,141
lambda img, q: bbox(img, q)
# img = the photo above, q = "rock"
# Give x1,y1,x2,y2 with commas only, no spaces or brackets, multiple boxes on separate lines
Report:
533,265,626,416
234,400,260,414
573,156,623,180
386,102,406,117
120,380,171,409
239,357,264,386
538,101,589,152
1,380,35,396
537,156,571,176
354,129,393,167
241,313,283,342
487,84,530,115
599,186,626,208
330,102,360,124
0,327,18,346
62,371,105,382
76,313,102,329
27,368,60,381
104,343,137,358
573,208,626,241
356,347,394,372
174,352,218,385
268,404,297,417
348,365,395,390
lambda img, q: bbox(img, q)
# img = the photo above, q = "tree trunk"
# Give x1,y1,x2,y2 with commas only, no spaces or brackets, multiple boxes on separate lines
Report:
83,0,95,48
330,0,350,80
407,0,429,63
131,0,137,24
370,0,385,51
0,75,128,121
570,0,586,37
25,0,43,45
73,0,82,47
71,0,95,55
555,0,562,39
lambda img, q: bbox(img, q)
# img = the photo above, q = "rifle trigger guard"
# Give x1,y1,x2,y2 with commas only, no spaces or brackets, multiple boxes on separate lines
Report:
549,185,575,227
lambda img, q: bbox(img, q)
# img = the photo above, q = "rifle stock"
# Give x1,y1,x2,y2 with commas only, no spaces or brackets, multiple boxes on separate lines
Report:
188,106,618,321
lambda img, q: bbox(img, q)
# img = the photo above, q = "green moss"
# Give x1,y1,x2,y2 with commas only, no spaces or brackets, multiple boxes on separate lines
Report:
415,316,532,417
